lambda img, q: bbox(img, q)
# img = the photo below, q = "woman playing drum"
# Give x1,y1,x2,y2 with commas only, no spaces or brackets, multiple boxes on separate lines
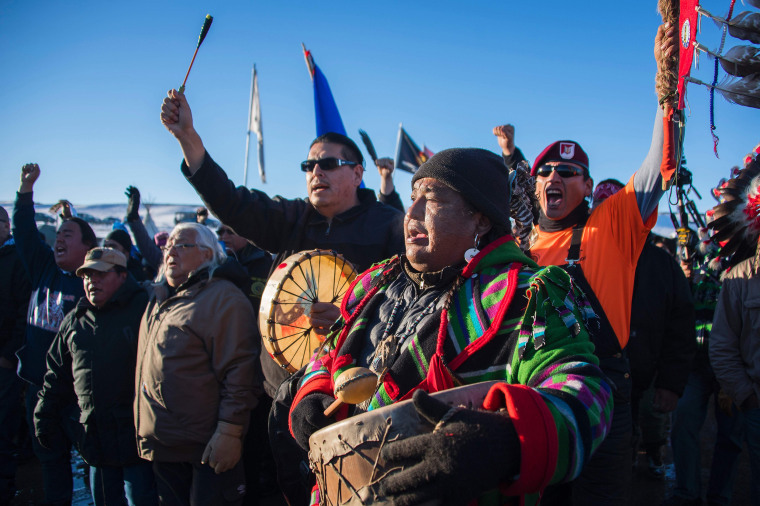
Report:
289,148,614,506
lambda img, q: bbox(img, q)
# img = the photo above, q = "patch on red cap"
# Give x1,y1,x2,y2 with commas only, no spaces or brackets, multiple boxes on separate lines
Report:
559,143,575,160
532,139,589,176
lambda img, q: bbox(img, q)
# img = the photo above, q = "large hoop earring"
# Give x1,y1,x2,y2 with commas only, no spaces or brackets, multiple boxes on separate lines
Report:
464,233,480,262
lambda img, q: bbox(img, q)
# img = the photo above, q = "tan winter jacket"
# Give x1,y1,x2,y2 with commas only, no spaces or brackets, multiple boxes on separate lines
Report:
134,268,260,462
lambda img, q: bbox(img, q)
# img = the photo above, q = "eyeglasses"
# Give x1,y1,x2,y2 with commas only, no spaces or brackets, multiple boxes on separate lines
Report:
161,243,200,253
535,164,586,178
300,157,358,172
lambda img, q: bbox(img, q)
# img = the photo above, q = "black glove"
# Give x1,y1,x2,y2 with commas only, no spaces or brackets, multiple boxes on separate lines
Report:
377,389,520,506
125,186,140,222
289,392,336,451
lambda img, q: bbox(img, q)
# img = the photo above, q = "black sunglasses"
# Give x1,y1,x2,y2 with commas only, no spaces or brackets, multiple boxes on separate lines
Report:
535,164,586,178
300,157,358,172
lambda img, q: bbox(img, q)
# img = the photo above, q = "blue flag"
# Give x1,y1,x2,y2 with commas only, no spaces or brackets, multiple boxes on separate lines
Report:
312,63,346,136
303,45,346,137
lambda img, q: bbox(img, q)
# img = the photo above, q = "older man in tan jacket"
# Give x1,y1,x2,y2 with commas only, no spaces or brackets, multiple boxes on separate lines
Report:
135,223,260,506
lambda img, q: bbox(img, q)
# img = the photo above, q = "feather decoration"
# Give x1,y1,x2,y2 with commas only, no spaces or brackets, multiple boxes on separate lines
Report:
699,8,760,43
718,73,760,107
721,45,760,76
509,161,536,252
358,129,378,163
697,226,720,258
49,199,76,219
696,43,760,76
729,11,760,44
708,150,760,266
685,74,760,108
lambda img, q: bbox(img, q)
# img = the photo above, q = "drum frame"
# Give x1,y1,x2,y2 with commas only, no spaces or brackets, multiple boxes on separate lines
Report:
259,249,356,373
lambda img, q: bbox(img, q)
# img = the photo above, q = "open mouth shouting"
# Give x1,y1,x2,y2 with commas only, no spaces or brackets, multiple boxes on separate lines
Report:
544,186,564,209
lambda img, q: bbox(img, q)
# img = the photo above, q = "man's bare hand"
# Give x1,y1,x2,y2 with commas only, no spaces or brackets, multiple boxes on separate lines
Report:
492,125,515,157
160,89,207,173
654,23,678,66
376,157,394,178
161,89,196,140
376,157,395,196
19,163,40,193
309,302,341,335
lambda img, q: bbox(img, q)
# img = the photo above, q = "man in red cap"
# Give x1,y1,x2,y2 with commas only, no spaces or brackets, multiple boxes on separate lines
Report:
493,21,678,506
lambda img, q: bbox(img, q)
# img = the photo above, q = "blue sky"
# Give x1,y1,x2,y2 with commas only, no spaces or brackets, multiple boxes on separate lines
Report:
1,0,757,215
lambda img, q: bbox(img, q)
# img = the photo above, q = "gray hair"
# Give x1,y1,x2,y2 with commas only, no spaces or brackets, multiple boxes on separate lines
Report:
174,222,226,262
169,222,226,275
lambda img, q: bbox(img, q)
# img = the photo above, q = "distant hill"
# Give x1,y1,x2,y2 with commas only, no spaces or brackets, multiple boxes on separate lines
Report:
0,202,219,241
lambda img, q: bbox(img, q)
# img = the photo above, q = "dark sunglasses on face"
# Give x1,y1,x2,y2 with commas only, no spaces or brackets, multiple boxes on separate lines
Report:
536,164,586,178
300,157,358,172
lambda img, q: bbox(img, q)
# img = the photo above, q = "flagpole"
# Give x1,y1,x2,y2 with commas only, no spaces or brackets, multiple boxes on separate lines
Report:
244,65,255,187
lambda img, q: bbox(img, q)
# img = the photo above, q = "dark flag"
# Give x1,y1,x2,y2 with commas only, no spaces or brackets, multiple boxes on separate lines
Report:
394,125,434,174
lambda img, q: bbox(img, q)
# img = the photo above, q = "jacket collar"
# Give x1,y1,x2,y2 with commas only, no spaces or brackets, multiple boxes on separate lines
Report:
75,274,142,316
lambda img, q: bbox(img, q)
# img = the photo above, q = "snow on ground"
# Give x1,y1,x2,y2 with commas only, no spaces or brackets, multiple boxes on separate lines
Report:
0,201,219,243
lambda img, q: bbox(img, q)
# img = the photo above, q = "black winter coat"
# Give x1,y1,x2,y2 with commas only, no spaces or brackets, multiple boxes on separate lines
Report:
183,151,405,397
628,242,696,396
34,275,148,467
0,239,31,363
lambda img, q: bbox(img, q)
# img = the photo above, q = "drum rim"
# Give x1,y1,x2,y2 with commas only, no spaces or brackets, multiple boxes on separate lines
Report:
259,249,357,373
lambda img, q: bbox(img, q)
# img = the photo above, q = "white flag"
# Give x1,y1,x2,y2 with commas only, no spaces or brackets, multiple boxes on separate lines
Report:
248,65,265,183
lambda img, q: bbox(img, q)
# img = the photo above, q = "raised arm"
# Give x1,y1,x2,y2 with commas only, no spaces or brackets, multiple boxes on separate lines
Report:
160,89,206,173
493,124,527,171
632,22,679,219
376,157,404,212
13,163,55,285
123,186,163,271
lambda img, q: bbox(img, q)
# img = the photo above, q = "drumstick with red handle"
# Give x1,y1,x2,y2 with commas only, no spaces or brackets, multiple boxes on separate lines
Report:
178,14,213,93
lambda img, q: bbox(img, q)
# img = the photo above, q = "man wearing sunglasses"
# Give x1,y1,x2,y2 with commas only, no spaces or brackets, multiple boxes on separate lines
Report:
161,90,404,504
493,21,679,506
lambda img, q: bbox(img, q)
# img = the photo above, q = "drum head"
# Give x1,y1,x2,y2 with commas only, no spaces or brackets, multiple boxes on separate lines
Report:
259,250,357,373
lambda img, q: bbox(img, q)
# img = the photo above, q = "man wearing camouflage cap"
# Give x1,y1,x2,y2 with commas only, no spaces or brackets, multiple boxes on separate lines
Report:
34,247,156,505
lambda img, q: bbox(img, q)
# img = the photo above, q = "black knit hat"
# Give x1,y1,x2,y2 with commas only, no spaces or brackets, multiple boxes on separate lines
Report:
412,148,511,228
105,229,132,253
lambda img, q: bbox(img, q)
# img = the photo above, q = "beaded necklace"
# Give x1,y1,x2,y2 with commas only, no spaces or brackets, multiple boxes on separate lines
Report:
369,293,442,375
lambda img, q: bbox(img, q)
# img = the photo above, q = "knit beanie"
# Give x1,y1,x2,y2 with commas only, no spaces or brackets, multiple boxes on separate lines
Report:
106,229,132,253
412,148,511,228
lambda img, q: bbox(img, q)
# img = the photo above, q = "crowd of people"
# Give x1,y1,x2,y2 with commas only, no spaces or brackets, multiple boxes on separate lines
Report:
1,20,758,506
